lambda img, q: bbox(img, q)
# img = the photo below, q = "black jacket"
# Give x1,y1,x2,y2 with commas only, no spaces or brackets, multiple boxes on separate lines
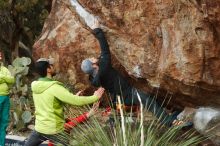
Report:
89,28,132,102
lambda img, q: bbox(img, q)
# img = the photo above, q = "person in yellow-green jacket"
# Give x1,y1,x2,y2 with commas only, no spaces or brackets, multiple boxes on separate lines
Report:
24,58,104,146
0,50,15,146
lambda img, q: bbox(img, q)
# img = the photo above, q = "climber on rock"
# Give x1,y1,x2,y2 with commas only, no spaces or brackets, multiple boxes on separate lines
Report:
81,18,191,127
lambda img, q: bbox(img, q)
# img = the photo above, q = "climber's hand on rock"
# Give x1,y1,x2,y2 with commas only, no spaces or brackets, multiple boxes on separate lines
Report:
91,17,100,29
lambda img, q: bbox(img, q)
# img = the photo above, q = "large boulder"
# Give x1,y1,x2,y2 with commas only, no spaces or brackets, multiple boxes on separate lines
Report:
176,107,220,145
33,0,220,107
193,108,220,145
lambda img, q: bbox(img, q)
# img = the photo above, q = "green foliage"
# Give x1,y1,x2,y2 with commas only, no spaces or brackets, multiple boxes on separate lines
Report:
18,0,50,38
14,0,39,13
69,116,203,146
21,110,32,124
54,106,204,146
0,0,51,62
51,91,205,146
8,57,32,131
9,57,31,75
8,57,31,90
0,1,9,9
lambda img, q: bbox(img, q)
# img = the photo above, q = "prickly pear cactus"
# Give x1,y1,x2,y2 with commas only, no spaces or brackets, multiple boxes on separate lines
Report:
8,57,31,92
8,57,33,131
22,111,32,124
8,57,31,76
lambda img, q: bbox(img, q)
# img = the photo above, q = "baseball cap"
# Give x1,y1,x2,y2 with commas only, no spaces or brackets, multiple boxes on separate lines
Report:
81,59,95,75
36,58,55,65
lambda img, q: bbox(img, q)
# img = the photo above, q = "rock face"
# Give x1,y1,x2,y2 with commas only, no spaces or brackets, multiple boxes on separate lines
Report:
33,0,220,107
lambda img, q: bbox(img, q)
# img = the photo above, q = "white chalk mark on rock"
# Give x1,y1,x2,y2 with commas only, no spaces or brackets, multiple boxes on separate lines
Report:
70,0,96,29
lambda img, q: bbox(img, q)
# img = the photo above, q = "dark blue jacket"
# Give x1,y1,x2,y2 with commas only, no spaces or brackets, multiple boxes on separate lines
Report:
89,28,132,103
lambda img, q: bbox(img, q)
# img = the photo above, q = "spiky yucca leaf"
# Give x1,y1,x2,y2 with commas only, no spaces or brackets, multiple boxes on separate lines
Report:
53,90,204,146
52,105,203,146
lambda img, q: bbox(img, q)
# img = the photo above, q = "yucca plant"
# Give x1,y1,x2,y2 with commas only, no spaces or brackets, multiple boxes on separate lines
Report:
54,93,204,146
66,111,203,146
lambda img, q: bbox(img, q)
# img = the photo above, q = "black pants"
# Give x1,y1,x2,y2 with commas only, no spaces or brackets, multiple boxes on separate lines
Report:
24,130,69,146
124,88,176,126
